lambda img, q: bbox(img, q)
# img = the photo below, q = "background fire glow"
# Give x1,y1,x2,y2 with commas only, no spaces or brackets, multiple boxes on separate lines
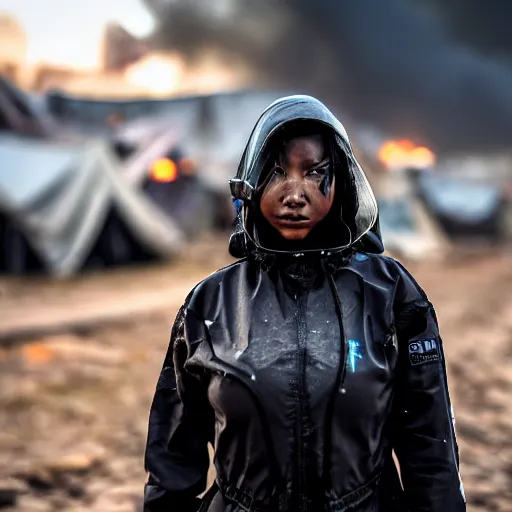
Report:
378,139,436,170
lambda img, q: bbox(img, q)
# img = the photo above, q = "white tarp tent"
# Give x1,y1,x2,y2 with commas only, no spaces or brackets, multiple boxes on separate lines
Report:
0,134,184,276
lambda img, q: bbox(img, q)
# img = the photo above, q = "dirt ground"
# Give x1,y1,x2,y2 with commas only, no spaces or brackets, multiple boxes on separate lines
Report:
0,238,511,511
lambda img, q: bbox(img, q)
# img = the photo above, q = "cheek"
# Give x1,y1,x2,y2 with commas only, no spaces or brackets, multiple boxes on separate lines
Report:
260,181,281,210
310,184,335,218
259,189,276,219
321,196,335,218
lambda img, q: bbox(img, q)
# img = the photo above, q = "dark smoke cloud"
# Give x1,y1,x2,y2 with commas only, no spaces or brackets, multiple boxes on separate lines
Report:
423,0,512,60
144,0,512,154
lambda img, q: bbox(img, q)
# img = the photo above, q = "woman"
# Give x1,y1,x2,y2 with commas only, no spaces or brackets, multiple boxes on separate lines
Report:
143,95,466,511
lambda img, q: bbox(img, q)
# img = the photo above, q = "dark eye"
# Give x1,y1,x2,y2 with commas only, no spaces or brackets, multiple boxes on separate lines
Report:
308,165,328,177
273,166,286,176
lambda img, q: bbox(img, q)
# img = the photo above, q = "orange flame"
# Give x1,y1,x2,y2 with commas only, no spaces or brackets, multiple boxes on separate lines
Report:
150,158,178,183
378,139,436,170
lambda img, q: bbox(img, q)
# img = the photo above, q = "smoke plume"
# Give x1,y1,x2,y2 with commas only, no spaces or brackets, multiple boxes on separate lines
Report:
423,0,512,60
144,0,512,154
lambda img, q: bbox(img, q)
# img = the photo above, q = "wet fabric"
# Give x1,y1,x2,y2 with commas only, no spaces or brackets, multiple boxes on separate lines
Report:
143,96,465,512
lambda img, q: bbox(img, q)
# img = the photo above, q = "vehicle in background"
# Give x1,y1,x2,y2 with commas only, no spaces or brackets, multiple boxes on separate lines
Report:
407,167,508,243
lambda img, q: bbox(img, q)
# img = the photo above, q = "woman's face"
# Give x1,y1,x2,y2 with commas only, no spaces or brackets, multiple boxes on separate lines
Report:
259,134,335,241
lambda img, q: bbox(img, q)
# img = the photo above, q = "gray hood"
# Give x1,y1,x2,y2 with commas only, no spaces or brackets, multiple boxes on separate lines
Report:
229,95,382,257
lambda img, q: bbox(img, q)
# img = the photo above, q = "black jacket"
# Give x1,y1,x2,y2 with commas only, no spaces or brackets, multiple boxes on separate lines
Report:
143,96,465,512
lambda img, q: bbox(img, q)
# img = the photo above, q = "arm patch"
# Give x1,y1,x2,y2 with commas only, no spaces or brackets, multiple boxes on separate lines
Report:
408,338,441,366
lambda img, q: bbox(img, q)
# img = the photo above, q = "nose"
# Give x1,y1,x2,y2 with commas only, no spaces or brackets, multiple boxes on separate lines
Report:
281,181,308,208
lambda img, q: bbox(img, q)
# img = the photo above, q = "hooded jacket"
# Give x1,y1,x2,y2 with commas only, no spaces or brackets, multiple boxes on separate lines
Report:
143,96,466,512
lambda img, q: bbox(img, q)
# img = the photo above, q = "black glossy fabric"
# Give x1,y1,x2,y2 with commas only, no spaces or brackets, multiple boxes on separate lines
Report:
143,96,465,512
144,255,465,512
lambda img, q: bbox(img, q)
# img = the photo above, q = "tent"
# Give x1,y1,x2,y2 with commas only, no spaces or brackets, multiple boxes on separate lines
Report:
113,118,233,234
0,134,184,276
42,88,289,190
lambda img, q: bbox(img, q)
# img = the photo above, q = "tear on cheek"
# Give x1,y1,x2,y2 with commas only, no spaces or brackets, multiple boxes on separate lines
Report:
319,170,334,197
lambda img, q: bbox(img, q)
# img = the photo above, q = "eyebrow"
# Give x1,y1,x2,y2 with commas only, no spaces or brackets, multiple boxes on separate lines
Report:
276,155,329,168
304,157,329,168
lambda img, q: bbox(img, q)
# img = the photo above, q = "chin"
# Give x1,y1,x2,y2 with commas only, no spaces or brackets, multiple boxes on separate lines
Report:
278,228,311,241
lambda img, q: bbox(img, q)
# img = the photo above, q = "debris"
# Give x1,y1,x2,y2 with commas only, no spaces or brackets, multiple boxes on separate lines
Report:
0,479,27,509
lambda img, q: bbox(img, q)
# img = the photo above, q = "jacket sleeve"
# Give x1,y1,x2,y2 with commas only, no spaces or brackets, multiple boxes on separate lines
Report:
392,263,466,512
143,303,214,512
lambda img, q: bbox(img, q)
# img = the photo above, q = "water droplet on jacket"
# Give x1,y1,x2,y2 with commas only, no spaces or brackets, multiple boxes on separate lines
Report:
326,320,330,324
341,388,346,394
251,375,256,381
264,319,268,323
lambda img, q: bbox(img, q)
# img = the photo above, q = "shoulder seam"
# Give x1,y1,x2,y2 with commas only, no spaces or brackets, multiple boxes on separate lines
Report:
210,257,248,275
184,258,248,313
187,258,248,297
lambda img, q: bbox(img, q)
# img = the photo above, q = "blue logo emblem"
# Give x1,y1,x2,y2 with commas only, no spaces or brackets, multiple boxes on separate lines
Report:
347,339,363,372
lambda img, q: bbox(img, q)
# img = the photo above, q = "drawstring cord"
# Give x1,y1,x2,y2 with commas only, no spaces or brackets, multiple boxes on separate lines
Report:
321,259,349,496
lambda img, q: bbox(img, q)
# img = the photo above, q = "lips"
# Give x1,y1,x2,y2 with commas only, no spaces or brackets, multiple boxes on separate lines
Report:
277,213,309,221
275,213,311,228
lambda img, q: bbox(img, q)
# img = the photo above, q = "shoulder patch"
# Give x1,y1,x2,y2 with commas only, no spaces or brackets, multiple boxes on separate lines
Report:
408,339,441,366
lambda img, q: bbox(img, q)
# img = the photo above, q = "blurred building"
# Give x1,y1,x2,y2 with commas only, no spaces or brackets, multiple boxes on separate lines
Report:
0,14,27,85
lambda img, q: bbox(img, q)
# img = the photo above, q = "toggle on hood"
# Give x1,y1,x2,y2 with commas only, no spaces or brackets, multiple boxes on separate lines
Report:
229,95,383,258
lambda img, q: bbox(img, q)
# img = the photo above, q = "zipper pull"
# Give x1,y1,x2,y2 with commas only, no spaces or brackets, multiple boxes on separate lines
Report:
384,324,397,348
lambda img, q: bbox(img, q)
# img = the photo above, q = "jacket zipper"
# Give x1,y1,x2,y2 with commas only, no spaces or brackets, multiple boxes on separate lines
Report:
322,271,348,495
296,292,309,511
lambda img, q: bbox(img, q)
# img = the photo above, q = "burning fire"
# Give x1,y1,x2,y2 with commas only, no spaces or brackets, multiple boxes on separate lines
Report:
124,54,184,96
378,139,436,170
150,158,178,183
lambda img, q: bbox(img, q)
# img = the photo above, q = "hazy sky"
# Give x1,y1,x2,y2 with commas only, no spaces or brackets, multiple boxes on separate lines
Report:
0,0,155,68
